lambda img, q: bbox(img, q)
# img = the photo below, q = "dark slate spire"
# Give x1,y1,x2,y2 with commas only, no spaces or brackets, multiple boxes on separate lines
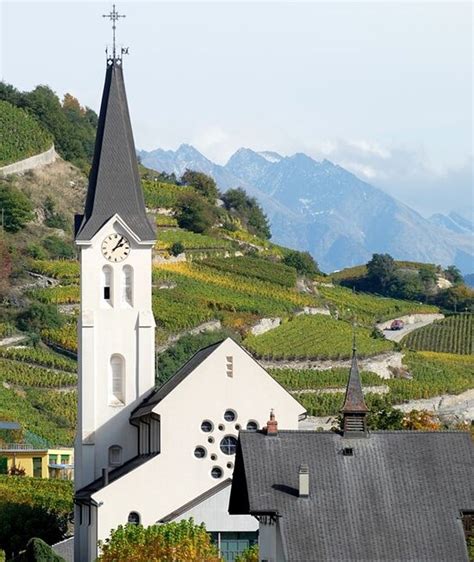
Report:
75,59,156,242
341,342,368,436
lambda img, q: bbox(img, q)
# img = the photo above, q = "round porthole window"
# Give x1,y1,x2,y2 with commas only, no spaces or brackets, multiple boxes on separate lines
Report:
194,446,206,459
207,436,214,444
224,410,236,422
226,462,234,469
218,424,225,431
201,420,213,433
211,466,223,479
246,420,259,431
220,435,238,456
235,424,241,431
210,453,217,461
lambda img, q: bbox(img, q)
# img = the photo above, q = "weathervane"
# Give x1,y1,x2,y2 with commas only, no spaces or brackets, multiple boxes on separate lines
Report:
102,4,127,62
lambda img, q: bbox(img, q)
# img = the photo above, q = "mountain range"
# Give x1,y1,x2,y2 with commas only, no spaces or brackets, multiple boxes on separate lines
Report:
138,145,474,274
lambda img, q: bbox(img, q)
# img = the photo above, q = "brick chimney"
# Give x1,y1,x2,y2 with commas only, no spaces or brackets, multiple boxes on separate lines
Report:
298,464,309,498
265,409,278,436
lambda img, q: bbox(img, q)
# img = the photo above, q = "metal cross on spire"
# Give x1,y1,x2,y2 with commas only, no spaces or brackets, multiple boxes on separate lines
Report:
102,4,126,61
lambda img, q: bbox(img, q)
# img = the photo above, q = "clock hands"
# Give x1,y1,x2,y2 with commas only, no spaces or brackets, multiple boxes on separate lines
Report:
111,236,126,252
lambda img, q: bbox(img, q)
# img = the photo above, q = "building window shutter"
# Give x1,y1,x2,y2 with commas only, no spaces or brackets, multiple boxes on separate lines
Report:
226,356,233,377
109,445,123,466
110,355,125,404
122,265,133,306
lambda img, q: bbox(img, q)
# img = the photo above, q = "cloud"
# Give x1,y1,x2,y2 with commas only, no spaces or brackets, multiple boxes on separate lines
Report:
303,138,473,217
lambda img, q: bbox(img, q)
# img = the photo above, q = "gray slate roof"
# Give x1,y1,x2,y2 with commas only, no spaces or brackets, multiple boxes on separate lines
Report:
131,341,222,419
75,60,155,242
230,430,473,561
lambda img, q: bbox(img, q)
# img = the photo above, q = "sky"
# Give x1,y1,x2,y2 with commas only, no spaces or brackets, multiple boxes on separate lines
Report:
1,1,472,218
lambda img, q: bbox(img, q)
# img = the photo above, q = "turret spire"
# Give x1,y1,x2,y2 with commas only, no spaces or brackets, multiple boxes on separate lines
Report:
341,341,368,436
75,35,155,243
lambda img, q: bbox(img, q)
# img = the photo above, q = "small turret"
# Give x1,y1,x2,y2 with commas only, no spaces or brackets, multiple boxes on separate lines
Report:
341,343,368,437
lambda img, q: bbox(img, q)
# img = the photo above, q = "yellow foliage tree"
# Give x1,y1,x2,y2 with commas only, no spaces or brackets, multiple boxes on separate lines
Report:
98,519,223,562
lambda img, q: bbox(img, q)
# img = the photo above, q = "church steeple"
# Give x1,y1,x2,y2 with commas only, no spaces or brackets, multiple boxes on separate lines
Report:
75,57,155,242
341,342,369,436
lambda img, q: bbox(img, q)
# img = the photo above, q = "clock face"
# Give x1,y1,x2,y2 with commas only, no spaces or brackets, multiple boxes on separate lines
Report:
101,234,131,262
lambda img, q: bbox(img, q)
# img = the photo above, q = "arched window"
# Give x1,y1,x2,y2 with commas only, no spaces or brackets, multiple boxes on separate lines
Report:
128,511,141,525
122,265,133,306
108,445,123,466
102,266,113,304
110,354,125,404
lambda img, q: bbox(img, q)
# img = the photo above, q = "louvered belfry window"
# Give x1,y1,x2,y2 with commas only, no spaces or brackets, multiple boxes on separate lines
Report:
110,354,125,403
344,414,365,433
103,266,113,303
122,265,133,305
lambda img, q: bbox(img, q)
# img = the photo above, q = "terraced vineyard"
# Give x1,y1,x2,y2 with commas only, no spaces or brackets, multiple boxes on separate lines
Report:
142,180,193,208
274,351,474,416
244,315,394,360
0,345,76,372
0,384,75,445
42,321,78,354
0,100,52,166
402,314,473,355
0,358,76,387
0,474,73,514
32,285,80,304
155,228,235,251
30,259,79,281
270,367,383,389
318,284,437,325
201,256,297,287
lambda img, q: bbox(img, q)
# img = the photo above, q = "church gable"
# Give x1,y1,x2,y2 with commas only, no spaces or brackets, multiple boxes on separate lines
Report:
148,338,305,424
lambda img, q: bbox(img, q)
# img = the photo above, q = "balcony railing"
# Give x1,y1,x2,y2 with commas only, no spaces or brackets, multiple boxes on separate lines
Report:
0,443,47,451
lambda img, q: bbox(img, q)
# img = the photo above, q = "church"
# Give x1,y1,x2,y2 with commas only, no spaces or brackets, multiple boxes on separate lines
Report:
72,46,305,562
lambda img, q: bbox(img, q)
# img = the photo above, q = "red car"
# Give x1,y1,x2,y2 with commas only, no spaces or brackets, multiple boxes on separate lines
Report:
390,319,405,330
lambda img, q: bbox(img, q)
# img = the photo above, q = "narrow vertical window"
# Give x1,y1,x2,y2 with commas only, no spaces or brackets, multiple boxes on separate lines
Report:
122,265,133,306
102,266,113,304
110,354,125,404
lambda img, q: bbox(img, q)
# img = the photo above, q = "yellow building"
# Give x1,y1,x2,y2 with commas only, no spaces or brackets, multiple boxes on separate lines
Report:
0,445,74,479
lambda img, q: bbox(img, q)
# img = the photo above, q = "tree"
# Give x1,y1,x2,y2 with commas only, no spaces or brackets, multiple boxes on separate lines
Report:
402,410,440,431
42,236,74,259
170,242,184,256
365,397,404,430
0,504,67,559
282,250,320,276
12,537,66,562
235,545,259,562
222,188,271,239
98,519,222,562
444,265,463,285
0,184,33,233
366,253,396,291
181,170,219,202
174,192,216,233
17,303,64,334
432,285,474,312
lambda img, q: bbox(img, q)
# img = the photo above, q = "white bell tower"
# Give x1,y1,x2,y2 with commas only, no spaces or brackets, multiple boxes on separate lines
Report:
74,54,157,490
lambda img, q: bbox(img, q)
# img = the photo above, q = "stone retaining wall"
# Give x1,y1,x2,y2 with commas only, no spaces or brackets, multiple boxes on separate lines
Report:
0,145,57,176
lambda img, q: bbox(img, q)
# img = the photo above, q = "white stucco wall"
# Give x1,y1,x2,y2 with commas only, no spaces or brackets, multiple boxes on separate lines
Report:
92,338,305,543
75,216,155,488
169,483,258,533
